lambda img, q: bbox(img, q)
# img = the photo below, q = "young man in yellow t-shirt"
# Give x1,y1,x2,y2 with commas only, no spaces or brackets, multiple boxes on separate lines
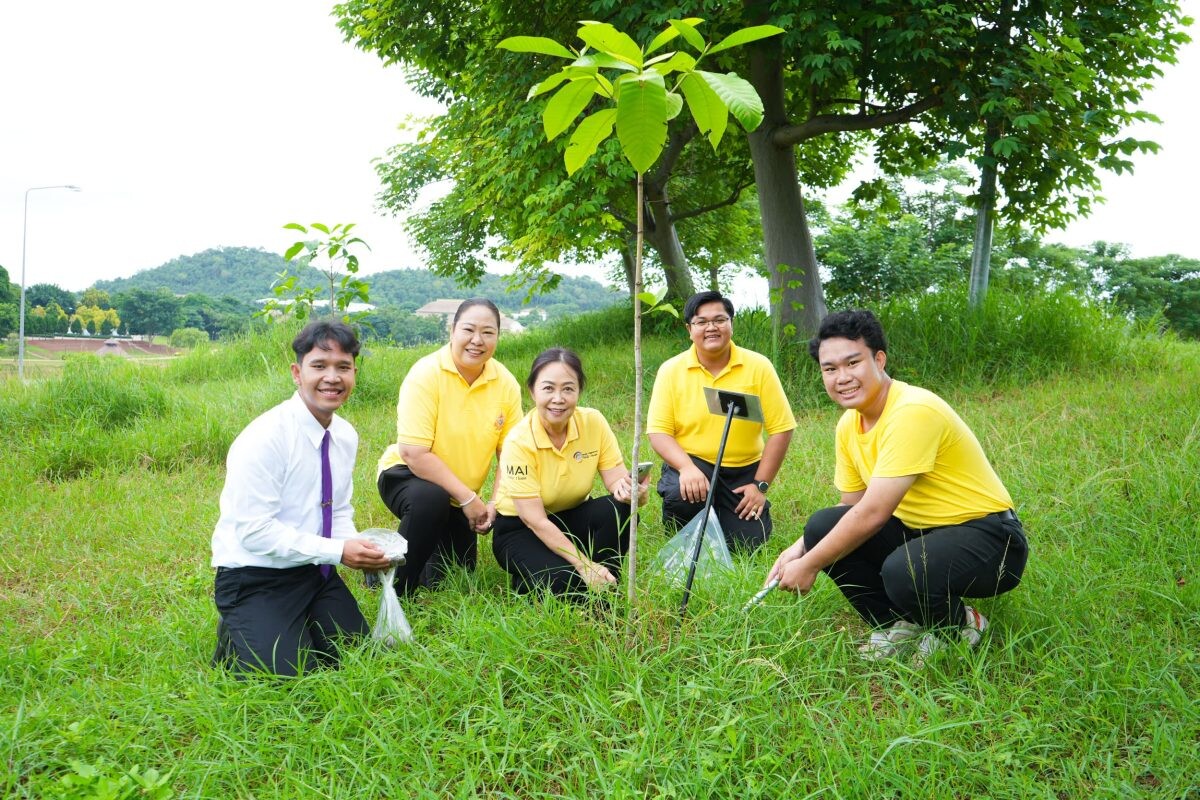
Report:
647,291,795,552
765,310,1028,662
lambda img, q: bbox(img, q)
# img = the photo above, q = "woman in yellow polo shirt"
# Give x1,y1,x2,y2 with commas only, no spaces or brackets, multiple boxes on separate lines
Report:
492,348,649,596
377,298,523,593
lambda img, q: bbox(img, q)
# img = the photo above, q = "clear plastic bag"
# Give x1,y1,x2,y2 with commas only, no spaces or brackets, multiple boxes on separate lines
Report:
650,508,734,586
358,528,412,646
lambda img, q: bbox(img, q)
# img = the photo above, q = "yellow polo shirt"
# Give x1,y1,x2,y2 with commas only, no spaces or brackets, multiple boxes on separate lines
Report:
646,342,796,468
377,344,523,495
835,381,1013,528
496,407,624,517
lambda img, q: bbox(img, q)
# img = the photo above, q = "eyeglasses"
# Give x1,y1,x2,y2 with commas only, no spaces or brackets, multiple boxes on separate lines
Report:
688,316,731,329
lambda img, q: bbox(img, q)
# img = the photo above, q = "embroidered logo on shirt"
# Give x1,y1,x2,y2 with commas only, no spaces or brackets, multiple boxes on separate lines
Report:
495,414,505,430
506,464,529,478
573,450,598,462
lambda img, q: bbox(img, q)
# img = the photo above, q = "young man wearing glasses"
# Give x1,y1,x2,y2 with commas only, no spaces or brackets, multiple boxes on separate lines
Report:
646,291,795,551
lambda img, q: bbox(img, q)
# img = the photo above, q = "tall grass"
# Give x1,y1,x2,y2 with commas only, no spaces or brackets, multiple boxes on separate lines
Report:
2,296,1197,798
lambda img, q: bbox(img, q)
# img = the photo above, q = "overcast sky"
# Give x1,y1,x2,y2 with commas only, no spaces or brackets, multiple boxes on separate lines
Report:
1,0,1196,301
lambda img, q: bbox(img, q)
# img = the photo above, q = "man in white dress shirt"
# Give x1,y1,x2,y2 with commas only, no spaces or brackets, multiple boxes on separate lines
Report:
211,321,390,676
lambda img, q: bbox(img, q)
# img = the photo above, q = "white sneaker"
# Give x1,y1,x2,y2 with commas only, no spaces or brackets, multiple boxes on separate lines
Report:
857,620,922,661
915,606,989,664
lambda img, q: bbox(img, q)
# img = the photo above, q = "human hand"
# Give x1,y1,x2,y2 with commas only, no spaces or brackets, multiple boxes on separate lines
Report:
765,537,807,585
576,558,617,591
678,463,710,504
733,483,766,520
777,558,818,595
340,539,391,570
636,471,651,507
474,501,497,534
612,474,633,504
463,496,491,532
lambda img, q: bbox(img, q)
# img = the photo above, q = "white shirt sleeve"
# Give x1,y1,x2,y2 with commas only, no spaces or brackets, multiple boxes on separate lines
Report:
211,398,349,568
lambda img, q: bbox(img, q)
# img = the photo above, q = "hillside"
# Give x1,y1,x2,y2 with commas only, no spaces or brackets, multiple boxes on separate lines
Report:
92,246,623,312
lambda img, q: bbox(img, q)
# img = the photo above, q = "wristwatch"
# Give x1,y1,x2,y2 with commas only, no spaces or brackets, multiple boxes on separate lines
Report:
755,480,770,493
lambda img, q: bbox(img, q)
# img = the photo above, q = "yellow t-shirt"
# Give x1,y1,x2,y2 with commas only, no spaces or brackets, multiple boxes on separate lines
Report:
646,342,796,468
834,381,1013,528
495,407,624,517
377,345,522,495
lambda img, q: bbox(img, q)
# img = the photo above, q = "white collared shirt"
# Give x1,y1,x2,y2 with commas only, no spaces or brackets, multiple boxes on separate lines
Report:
211,392,357,569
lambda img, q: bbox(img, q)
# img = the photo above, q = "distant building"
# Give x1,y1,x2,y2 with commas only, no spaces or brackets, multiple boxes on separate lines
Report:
414,299,524,333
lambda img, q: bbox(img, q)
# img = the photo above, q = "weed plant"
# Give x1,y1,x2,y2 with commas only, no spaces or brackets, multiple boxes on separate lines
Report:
1,297,1197,797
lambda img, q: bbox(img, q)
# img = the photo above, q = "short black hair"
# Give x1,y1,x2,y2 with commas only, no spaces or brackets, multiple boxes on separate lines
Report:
683,290,734,323
526,347,586,393
808,309,887,362
292,320,361,363
453,298,501,329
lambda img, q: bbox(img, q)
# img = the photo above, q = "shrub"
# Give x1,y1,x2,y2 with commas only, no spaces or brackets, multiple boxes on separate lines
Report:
169,327,209,349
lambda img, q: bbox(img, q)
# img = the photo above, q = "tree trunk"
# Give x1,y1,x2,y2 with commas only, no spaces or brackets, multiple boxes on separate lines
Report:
969,125,1000,309
643,179,696,303
627,172,645,606
620,243,636,298
747,44,827,337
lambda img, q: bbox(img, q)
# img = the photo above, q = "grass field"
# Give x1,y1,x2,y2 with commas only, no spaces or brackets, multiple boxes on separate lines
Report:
1,303,1197,798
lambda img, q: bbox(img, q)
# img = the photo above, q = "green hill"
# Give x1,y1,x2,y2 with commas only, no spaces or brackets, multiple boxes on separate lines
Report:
94,247,302,302
92,246,623,313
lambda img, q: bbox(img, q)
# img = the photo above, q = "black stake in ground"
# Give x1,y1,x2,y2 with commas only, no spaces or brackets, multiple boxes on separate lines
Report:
676,399,739,628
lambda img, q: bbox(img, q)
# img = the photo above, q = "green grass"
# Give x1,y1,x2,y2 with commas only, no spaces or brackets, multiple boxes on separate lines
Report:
1,301,1198,798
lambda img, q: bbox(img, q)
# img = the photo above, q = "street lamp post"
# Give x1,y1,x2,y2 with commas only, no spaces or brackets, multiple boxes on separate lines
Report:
18,184,80,381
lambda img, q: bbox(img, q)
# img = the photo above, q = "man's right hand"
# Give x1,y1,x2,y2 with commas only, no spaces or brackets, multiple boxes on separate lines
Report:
678,462,711,504
340,540,391,570
765,537,807,586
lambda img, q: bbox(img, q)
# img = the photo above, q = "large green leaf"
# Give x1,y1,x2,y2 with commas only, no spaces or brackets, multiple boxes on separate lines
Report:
664,91,684,121
577,22,643,68
615,72,667,173
543,79,596,141
527,70,571,100
648,51,696,75
697,71,763,132
668,19,706,52
646,26,679,55
574,52,638,72
679,72,728,147
707,25,785,55
564,109,617,175
497,36,575,59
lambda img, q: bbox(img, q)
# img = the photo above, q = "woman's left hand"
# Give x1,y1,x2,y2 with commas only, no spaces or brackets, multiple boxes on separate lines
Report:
473,501,497,534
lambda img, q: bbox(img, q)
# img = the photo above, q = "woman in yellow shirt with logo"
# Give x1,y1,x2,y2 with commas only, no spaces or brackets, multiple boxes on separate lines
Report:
492,348,649,596
376,299,523,593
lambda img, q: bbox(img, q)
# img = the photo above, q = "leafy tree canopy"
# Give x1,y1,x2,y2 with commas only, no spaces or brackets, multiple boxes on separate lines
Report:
25,283,76,313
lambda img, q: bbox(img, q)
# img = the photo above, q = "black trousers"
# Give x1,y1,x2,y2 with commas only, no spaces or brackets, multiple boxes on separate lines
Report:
658,455,770,553
492,496,631,596
213,565,368,677
803,505,1029,629
377,466,476,594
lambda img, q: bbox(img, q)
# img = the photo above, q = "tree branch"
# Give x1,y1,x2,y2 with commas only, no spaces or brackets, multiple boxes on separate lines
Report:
773,93,944,147
649,119,698,186
669,175,755,223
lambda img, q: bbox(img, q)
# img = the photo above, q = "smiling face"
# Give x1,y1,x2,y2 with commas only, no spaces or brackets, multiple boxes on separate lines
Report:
532,360,580,434
291,340,357,427
687,300,733,359
817,336,889,419
449,304,500,380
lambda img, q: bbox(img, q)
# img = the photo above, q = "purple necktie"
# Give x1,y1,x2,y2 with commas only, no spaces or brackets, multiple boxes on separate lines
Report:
320,430,333,580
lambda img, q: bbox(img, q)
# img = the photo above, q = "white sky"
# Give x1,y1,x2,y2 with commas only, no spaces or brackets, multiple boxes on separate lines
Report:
1,1,1196,300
